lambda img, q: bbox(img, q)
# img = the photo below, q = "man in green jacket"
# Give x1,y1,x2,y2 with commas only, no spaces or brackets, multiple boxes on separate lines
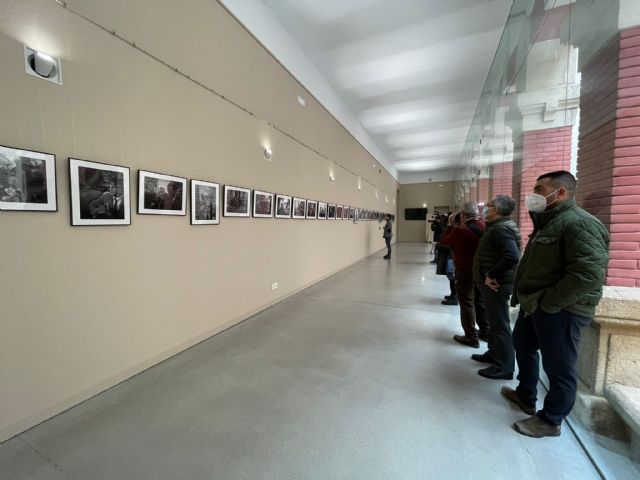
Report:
502,171,609,438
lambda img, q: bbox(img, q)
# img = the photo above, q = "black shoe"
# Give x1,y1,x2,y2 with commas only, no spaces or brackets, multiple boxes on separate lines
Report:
453,335,479,348
471,352,493,364
501,387,536,416
441,297,458,305
478,366,513,380
429,260,437,264
383,255,390,259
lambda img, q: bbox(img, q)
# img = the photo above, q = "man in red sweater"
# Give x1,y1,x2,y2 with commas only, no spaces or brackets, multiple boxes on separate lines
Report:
440,202,488,348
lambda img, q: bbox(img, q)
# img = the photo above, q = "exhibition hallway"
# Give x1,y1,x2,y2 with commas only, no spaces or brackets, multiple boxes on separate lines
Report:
0,243,601,480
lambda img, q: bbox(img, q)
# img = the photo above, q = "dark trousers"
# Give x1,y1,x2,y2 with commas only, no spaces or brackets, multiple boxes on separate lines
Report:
479,283,514,373
384,237,391,257
449,278,456,298
454,271,488,338
513,308,590,425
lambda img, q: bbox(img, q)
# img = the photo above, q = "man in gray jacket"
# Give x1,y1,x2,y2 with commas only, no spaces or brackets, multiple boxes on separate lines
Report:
472,195,521,380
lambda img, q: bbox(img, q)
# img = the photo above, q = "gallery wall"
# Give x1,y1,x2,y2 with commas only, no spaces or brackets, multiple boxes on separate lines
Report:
397,182,455,242
0,0,398,441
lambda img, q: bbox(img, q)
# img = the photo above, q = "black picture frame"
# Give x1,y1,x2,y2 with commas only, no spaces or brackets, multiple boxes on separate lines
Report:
190,179,220,225
0,145,57,212
138,170,187,216
275,194,292,219
292,197,306,219
223,185,251,217
306,200,317,219
69,158,131,226
253,190,274,218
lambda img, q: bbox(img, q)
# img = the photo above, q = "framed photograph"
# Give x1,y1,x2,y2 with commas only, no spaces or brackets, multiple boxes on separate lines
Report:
343,206,349,220
0,145,57,211
190,179,219,225
328,204,336,220
306,200,317,219
224,185,251,217
318,201,327,219
275,194,292,219
292,197,306,219
336,205,343,219
138,170,186,215
69,158,130,226
349,207,354,219
253,190,274,218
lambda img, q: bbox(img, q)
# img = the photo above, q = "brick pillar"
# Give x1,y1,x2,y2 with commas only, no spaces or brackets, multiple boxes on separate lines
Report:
490,162,514,198
577,25,640,287
515,126,572,242
469,185,477,204
478,178,489,204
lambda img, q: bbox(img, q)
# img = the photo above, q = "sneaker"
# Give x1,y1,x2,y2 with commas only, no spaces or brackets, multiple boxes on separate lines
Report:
471,352,493,363
478,366,513,380
513,415,561,438
441,297,458,305
501,387,536,416
453,335,479,348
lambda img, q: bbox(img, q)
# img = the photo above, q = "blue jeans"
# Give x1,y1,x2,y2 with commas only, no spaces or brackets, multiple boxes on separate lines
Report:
513,307,590,425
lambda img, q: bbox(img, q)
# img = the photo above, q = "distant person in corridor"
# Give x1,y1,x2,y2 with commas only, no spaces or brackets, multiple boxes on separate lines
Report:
502,171,609,438
383,214,393,259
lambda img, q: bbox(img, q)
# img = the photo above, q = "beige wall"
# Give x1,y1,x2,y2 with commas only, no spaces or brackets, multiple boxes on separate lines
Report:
397,182,454,242
0,0,398,441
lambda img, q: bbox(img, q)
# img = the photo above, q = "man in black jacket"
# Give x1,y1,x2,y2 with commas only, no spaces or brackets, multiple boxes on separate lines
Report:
472,195,522,379
383,214,393,259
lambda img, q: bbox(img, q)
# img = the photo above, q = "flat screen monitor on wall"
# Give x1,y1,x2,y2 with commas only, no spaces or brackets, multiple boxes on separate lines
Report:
405,208,428,220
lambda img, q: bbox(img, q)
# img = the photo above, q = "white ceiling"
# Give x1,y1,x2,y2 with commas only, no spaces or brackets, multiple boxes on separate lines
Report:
221,0,512,180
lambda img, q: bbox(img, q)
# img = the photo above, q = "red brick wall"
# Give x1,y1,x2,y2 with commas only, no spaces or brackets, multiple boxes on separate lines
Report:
490,162,514,198
469,185,477,204
478,178,489,204
577,26,640,287
516,126,573,242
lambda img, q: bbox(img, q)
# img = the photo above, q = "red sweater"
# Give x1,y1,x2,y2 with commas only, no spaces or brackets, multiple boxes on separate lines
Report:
440,219,486,273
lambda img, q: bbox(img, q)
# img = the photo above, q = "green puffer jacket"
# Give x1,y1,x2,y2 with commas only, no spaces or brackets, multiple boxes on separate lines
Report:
511,199,609,318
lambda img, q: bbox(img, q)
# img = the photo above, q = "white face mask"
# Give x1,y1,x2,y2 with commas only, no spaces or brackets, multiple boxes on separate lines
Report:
525,188,560,213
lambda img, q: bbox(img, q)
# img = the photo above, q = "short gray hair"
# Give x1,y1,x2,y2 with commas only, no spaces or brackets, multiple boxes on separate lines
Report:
492,195,515,217
461,202,478,216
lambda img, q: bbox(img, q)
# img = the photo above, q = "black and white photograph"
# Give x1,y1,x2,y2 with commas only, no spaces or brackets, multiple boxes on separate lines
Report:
349,207,355,219
0,145,57,211
328,204,336,219
292,197,306,219
318,201,327,219
306,200,317,219
253,190,274,218
336,205,343,219
275,194,292,219
69,158,130,226
191,180,219,225
224,185,251,217
343,206,349,220
138,170,187,216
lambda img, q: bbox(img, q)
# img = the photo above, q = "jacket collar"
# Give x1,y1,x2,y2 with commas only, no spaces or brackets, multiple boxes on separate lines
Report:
529,199,577,232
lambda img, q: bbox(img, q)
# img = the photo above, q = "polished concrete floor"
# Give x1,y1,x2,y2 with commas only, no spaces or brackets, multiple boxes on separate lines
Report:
1,243,603,480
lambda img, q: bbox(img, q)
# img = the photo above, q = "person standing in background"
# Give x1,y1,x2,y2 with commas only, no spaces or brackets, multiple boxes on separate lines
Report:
383,214,393,259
